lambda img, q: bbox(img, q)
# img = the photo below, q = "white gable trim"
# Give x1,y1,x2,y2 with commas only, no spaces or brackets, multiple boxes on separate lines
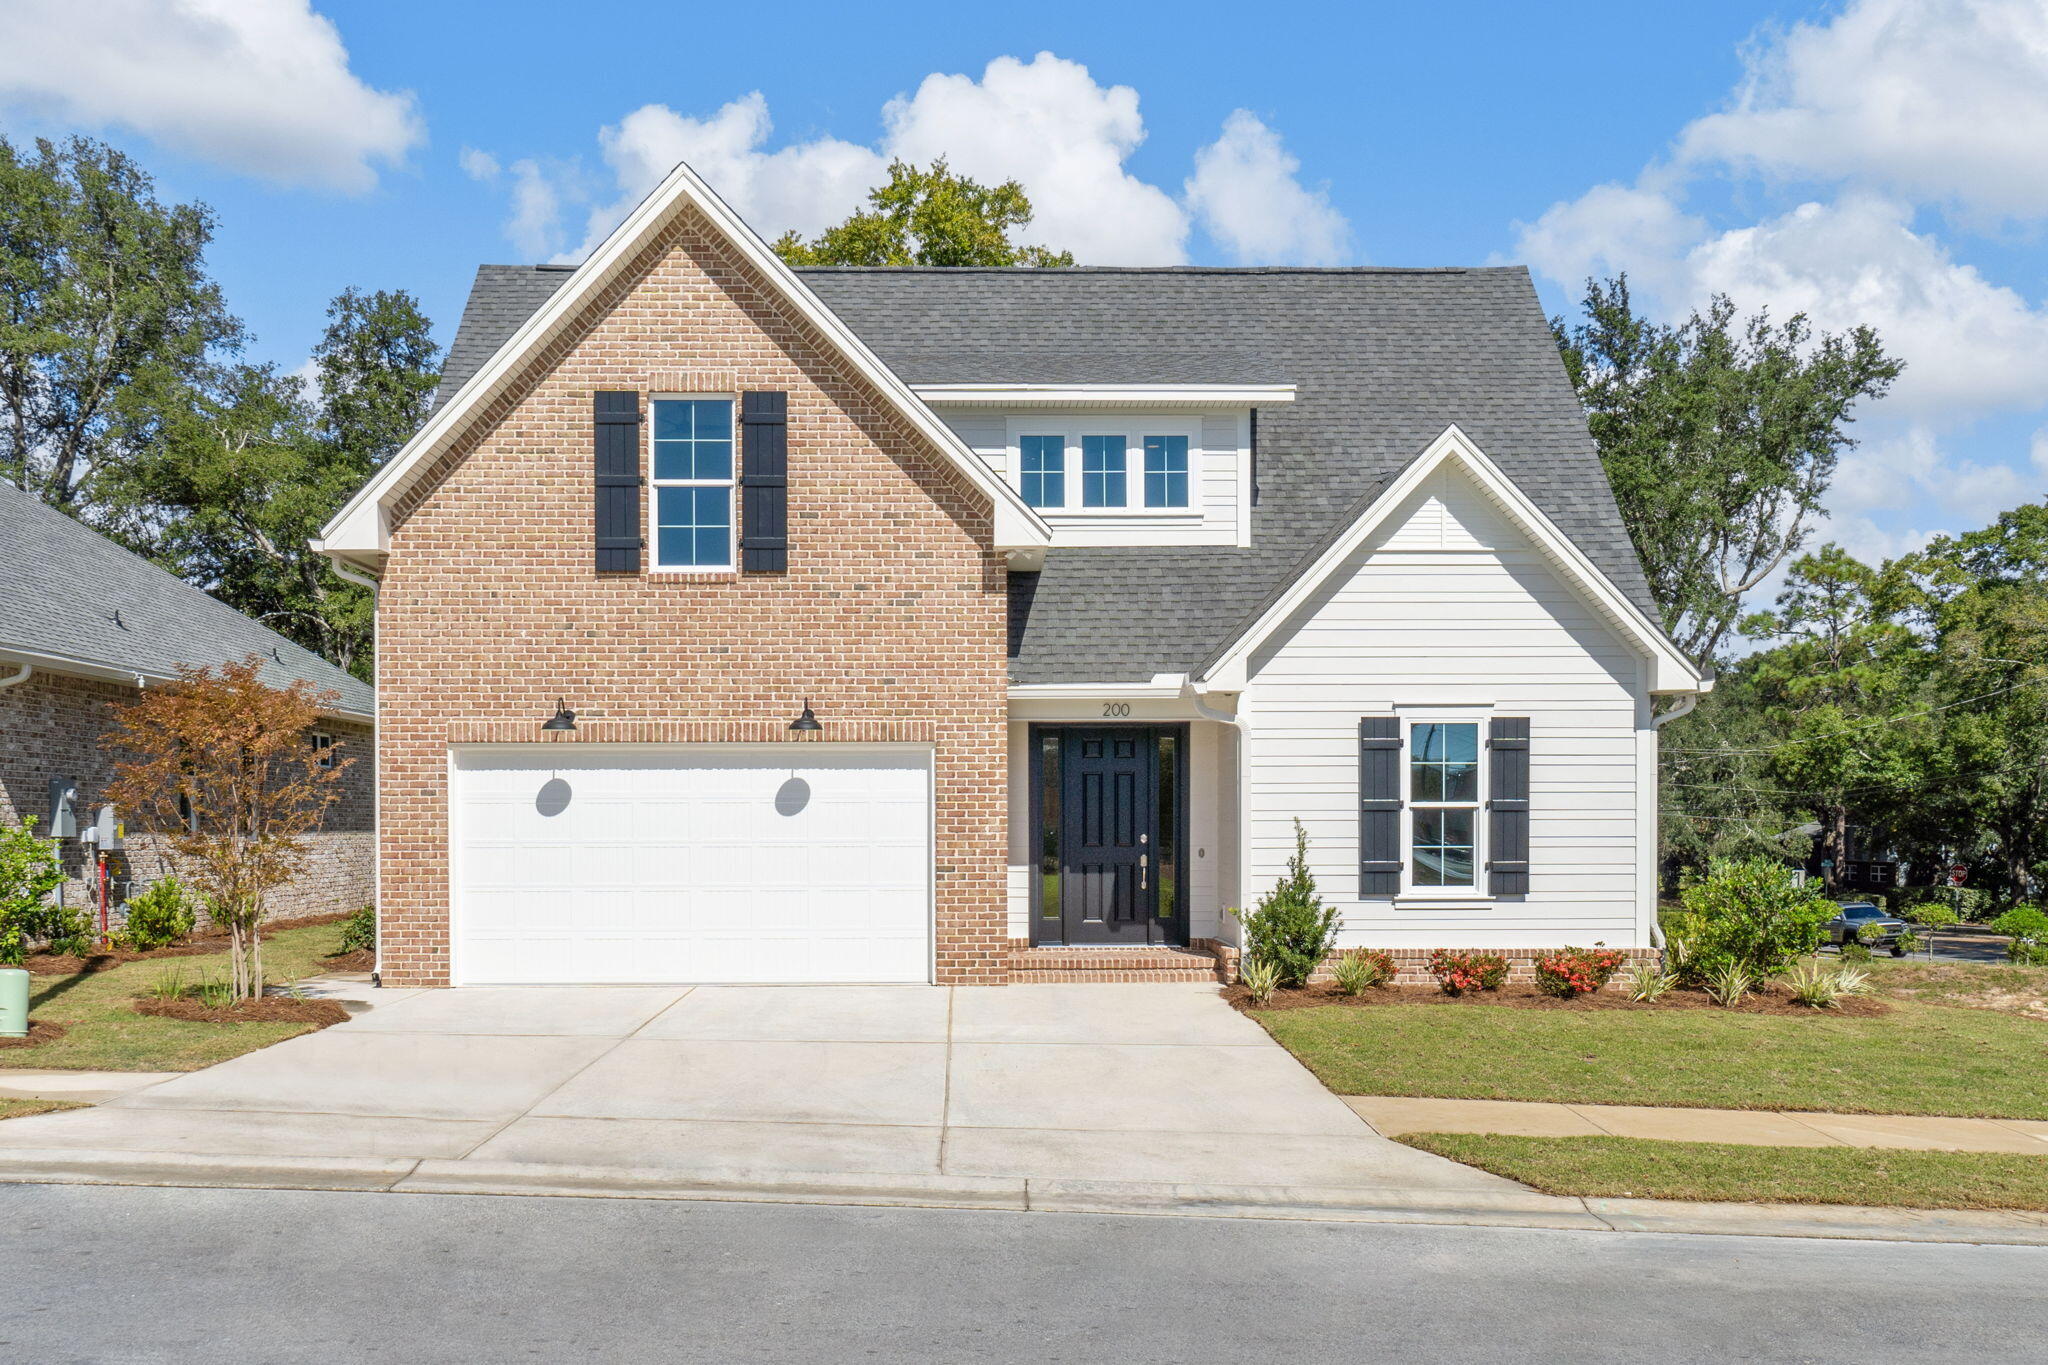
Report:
1199,425,1705,694
318,161,1051,564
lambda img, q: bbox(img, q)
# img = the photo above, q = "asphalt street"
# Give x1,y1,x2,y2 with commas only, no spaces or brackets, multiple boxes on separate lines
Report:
4,1183,2044,1363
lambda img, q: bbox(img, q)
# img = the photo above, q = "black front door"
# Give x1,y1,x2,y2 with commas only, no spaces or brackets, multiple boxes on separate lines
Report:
1034,726,1184,946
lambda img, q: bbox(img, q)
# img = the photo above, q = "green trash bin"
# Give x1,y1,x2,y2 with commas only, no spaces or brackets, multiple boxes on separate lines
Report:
0,966,27,1038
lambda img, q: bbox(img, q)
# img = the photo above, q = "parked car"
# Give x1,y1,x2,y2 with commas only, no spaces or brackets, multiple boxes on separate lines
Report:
1826,902,1910,956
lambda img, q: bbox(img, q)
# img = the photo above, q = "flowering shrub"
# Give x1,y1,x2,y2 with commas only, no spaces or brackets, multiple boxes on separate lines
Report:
1329,948,1397,995
1532,945,1627,998
1428,949,1508,996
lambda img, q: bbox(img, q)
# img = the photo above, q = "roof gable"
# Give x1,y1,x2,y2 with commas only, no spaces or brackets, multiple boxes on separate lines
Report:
320,161,1050,565
1200,426,1701,694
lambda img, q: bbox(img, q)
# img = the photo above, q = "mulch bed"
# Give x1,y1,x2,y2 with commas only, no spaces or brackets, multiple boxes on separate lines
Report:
1229,980,1892,1018
0,1020,69,1049
21,910,356,976
322,949,375,972
130,996,349,1027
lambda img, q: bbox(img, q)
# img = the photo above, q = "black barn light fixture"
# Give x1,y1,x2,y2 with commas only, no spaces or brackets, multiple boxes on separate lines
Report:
542,698,577,732
788,699,822,733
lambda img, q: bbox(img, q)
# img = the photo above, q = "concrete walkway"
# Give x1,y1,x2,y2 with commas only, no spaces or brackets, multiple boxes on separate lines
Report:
0,980,1515,1211
1348,1096,2048,1154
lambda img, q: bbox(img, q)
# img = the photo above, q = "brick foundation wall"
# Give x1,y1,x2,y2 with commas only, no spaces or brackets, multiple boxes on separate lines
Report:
0,668,374,930
1296,946,1662,991
374,204,1008,987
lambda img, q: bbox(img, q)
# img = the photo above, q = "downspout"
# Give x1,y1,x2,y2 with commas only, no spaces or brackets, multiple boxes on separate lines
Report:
1644,679,1709,949
0,663,31,690
328,556,384,986
1187,683,1250,967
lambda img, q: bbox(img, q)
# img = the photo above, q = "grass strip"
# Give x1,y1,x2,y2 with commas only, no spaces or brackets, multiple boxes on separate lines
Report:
1400,1132,2048,1210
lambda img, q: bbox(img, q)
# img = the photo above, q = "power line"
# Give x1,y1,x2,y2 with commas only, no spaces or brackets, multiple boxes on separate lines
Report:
1667,674,2048,756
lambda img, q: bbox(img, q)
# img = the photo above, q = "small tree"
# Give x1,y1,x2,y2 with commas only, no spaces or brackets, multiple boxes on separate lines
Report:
102,654,350,1000
0,816,64,965
1231,819,1339,987
1667,856,1836,984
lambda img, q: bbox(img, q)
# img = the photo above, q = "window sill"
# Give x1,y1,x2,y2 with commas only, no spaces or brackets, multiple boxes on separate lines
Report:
647,568,739,582
1391,896,1495,909
1038,507,1204,518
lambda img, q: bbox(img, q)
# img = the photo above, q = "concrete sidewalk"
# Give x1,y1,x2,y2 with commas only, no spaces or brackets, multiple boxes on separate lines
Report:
0,979,1511,1210
1347,1096,2048,1154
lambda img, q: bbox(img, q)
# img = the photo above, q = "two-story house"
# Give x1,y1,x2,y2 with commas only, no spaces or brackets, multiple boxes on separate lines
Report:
316,161,1705,989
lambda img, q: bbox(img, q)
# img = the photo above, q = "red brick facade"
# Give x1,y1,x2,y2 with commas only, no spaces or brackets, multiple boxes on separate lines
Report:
0,668,374,928
374,204,1009,987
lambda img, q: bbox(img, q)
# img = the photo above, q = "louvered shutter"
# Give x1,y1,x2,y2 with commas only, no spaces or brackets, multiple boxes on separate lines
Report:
1359,717,1402,896
1488,717,1531,896
740,391,788,573
594,390,642,573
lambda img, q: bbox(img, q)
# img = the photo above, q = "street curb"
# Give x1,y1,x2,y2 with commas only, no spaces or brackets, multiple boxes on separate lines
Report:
4,1149,2047,1243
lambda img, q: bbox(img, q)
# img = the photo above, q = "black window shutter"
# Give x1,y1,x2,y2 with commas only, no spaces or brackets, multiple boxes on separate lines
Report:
594,390,642,573
740,391,788,573
1488,717,1531,896
1359,717,1402,896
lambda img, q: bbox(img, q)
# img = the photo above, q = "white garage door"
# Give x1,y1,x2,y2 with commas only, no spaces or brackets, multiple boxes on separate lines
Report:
451,746,932,985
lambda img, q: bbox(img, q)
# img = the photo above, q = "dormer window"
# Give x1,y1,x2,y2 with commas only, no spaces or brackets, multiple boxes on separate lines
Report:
1009,420,1201,516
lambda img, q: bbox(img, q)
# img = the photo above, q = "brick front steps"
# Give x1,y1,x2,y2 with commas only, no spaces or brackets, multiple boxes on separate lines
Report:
1008,944,1230,984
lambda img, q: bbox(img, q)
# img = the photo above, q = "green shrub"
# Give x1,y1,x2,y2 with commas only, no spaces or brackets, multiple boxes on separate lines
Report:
1625,960,1675,1002
1237,956,1280,1004
0,816,65,965
1900,900,1960,930
1230,820,1338,988
1329,949,1395,996
1894,886,1993,922
339,904,376,955
1669,857,1836,985
123,878,197,951
1989,905,2048,964
1703,960,1754,1007
1840,939,1873,963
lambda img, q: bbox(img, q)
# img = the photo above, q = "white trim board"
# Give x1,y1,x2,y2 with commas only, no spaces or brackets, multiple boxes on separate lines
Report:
1198,424,1706,695
316,159,1052,568
914,383,1297,408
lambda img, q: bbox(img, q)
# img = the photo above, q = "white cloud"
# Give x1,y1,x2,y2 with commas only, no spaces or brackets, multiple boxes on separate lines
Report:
459,147,500,182
1828,423,2040,526
0,0,421,192
1677,0,2048,220
1513,179,1706,299
498,52,1346,269
505,159,566,262
880,54,1188,265
1185,110,1350,265
565,94,885,261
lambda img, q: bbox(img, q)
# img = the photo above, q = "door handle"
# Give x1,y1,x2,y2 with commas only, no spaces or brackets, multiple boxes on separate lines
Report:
1139,853,1149,891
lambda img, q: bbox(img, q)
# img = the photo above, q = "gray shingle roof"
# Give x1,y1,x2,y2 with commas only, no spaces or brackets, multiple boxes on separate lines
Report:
430,264,1658,685
0,481,374,717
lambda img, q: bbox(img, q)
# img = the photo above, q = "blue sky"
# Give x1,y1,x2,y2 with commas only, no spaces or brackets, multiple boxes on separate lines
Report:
5,0,2045,576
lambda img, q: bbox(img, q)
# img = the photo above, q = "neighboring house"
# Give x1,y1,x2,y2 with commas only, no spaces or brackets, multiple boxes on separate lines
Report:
317,161,1705,989
0,481,375,926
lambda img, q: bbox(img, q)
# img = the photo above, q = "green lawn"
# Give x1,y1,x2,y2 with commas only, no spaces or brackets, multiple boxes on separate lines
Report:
0,1097,84,1122
1400,1132,2048,1211
1254,999,2048,1119
5,918,351,1072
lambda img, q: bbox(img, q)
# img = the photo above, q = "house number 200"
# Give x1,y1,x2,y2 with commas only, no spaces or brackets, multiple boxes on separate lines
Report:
1101,702,1131,717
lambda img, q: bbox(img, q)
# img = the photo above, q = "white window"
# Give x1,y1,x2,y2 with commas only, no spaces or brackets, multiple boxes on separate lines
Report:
310,732,335,770
1405,720,1481,892
650,396,735,570
1007,419,1200,515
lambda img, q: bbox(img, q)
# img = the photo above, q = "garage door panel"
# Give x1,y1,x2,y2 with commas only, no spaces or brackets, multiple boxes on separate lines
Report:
453,746,932,985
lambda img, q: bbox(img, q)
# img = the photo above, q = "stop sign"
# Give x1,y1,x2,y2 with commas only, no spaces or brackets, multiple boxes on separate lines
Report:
1949,864,1968,886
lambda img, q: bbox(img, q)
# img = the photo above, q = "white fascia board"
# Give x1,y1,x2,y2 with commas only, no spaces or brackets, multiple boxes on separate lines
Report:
0,644,374,723
1200,424,1704,695
915,383,1296,408
317,160,1051,560
1008,673,1190,700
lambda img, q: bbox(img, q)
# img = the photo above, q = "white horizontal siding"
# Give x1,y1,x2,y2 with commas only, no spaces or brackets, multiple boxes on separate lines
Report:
1240,464,1651,949
939,407,1245,547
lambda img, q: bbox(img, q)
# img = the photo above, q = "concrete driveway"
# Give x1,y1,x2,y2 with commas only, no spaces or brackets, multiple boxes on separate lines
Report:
0,982,1514,1209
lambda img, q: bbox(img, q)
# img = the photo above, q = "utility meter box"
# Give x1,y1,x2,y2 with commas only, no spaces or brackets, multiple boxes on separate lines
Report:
46,778,77,839
92,804,123,851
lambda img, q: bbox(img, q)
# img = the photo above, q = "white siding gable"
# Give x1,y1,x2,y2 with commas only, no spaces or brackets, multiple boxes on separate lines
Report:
939,408,1249,547
1239,462,1653,948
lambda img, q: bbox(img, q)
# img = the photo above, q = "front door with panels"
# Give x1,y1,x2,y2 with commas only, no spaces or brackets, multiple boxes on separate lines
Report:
1031,726,1185,946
